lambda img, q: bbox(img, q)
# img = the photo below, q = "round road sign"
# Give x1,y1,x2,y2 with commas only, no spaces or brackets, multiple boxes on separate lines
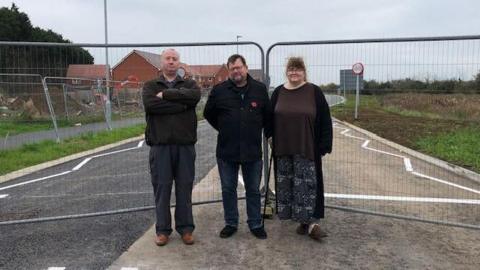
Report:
352,62,364,75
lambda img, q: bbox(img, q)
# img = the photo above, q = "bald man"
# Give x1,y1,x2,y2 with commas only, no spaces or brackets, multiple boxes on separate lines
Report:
143,49,201,246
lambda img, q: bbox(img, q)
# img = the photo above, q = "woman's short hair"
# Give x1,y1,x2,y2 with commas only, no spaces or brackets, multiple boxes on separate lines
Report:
286,57,307,81
286,57,306,72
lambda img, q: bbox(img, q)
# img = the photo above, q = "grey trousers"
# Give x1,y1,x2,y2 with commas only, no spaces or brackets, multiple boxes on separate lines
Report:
149,144,195,235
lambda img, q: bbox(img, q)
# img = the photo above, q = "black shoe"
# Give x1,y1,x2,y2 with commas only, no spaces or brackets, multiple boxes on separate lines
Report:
296,223,309,235
250,226,267,239
220,225,237,238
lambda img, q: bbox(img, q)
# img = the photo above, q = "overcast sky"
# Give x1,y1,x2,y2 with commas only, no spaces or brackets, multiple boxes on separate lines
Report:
1,0,479,47
2,0,479,84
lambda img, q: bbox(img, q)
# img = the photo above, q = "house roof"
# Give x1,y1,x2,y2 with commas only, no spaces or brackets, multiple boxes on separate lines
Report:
112,49,190,72
188,65,225,76
66,64,109,79
134,50,162,69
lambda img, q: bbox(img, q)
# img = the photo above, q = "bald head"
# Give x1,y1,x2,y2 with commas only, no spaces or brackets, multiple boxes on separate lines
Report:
161,49,180,61
160,48,180,78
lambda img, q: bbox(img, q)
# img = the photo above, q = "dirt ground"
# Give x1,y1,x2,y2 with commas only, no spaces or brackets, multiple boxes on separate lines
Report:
333,93,479,143
333,97,479,173
334,107,469,147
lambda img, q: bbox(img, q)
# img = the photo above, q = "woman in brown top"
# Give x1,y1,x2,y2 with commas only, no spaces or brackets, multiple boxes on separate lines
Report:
270,57,333,240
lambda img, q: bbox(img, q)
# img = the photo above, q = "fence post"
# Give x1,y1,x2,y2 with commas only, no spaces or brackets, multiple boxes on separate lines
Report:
62,83,69,121
355,74,360,119
41,77,60,142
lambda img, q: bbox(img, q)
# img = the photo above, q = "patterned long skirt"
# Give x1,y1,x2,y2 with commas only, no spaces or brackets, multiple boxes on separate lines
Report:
276,155,317,224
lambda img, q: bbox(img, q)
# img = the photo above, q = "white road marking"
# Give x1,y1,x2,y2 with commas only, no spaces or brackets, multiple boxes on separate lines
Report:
412,172,480,195
340,129,367,140
24,191,151,199
47,267,65,270
362,140,405,159
404,158,413,172
0,194,8,199
0,140,146,191
121,267,138,270
327,95,346,107
334,123,480,196
0,171,71,191
72,157,91,171
91,146,140,159
326,193,480,205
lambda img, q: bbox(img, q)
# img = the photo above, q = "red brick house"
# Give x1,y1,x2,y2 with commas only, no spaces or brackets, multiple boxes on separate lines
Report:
112,50,189,84
188,64,229,88
66,64,110,86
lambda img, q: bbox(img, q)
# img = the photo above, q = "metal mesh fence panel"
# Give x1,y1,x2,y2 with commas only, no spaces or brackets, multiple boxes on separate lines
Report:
266,36,480,229
0,41,264,224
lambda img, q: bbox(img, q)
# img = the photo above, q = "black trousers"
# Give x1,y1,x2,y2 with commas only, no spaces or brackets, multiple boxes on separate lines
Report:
149,144,195,235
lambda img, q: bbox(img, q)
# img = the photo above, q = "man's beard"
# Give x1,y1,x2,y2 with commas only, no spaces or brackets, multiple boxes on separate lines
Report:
232,74,245,83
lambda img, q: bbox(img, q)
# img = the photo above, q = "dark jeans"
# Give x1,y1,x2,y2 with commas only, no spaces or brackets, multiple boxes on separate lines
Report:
149,144,195,236
217,158,263,230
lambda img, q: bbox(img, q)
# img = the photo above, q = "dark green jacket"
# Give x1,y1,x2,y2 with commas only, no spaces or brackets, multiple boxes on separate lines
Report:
142,75,200,145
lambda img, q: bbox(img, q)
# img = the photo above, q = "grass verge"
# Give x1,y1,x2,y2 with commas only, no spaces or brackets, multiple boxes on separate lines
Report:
0,123,145,175
0,113,145,137
0,119,75,137
416,127,480,172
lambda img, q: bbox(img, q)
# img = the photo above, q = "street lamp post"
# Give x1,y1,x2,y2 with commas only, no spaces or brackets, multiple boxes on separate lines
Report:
104,0,112,130
236,35,242,54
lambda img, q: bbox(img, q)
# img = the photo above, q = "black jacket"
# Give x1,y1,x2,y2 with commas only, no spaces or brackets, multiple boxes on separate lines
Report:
142,75,200,145
270,83,333,218
203,75,272,162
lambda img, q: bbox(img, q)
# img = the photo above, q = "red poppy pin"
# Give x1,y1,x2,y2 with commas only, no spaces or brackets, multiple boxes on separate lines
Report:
251,101,257,108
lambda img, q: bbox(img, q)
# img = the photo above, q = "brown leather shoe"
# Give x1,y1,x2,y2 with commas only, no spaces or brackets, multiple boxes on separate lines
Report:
182,232,194,245
296,223,309,235
308,224,328,240
154,234,169,246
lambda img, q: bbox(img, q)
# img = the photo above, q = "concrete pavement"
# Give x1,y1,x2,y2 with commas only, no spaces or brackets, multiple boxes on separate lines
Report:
107,165,480,270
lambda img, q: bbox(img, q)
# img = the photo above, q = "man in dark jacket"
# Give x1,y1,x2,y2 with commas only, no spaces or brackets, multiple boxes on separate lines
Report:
204,54,271,239
143,48,200,246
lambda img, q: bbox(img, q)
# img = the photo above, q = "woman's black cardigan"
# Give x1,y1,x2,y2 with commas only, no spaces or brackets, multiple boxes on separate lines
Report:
269,83,333,218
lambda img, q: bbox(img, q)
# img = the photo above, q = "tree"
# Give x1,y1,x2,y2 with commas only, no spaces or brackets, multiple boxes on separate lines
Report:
320,82,338,92
0,3,94,77
0,3,32,41
475,71,480,92
364,80,381,90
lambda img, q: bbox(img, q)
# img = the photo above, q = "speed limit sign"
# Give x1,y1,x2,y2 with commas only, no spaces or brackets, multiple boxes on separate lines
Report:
352,62,364,75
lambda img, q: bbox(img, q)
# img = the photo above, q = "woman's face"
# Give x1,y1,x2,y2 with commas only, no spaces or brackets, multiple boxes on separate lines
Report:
286,67,306,84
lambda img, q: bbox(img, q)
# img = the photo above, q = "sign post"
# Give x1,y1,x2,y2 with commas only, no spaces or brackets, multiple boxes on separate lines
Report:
352,62,364,120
